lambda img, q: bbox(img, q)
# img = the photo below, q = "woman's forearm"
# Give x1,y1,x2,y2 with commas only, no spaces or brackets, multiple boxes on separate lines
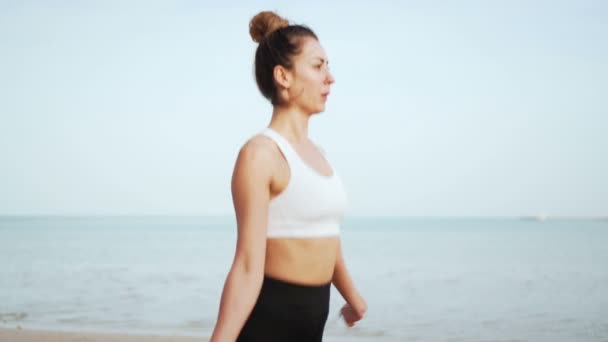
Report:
331,243,366,311
210,265,264,342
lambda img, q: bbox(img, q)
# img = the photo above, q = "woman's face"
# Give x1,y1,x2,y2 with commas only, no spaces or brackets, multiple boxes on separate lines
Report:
286,37,335,114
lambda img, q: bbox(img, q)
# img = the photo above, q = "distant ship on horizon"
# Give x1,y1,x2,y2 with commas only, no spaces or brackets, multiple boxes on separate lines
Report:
520,213,548,221
519,214,608,221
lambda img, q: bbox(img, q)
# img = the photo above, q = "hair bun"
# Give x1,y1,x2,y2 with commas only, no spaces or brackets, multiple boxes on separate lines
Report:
249,11,289,43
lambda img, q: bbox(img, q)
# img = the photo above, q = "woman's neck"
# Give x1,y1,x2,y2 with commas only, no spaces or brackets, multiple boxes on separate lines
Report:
269,105,311,144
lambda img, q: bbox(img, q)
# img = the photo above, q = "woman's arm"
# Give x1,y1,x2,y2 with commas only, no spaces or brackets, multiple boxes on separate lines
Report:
210,140,273,342
332,239,367,325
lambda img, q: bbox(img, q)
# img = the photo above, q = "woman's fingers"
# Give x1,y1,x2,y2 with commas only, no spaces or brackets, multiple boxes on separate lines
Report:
340,304,362,327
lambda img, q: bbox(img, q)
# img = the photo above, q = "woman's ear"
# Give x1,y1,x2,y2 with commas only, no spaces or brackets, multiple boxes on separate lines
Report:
273,65,292,90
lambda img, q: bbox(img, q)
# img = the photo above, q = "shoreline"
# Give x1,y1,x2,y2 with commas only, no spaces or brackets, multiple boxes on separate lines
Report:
0,327,209,342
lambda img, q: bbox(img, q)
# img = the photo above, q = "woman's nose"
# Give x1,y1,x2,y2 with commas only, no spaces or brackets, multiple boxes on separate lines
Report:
326,71,335,84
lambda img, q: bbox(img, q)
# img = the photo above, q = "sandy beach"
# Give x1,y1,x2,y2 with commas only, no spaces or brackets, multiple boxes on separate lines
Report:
0,327,208,342
0,328,377,342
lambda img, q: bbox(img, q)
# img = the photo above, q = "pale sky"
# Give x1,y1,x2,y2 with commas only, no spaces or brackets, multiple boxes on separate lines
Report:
1,1,606,217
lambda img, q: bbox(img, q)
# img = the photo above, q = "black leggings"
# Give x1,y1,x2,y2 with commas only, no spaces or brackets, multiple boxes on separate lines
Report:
237,275,331,342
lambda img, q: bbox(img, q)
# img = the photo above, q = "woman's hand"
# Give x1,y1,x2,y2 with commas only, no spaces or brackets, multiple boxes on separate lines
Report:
339,297,367,327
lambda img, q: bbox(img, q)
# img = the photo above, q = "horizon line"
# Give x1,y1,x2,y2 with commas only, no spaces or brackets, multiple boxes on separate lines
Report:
1,214,607,220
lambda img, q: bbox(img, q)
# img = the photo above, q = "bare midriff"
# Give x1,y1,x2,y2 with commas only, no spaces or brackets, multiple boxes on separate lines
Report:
263,236,339,286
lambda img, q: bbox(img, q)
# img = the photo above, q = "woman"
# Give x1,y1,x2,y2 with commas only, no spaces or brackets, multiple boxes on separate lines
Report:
210,11,367,342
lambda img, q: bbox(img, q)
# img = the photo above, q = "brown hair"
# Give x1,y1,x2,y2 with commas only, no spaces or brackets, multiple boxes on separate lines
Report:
249,11,318,105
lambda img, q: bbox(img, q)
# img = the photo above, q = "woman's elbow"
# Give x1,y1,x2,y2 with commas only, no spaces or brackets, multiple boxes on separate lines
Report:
232,254,265,282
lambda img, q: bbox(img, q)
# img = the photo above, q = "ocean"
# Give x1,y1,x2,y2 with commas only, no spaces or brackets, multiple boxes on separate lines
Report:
1,216,607,341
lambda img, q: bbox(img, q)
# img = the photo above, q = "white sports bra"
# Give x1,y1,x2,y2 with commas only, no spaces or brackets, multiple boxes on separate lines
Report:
260,127,348,238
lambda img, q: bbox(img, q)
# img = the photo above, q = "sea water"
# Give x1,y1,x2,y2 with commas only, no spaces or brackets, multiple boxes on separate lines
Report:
1,216,607,341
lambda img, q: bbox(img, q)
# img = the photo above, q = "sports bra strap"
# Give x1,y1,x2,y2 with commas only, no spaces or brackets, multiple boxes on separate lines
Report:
261,128,297,163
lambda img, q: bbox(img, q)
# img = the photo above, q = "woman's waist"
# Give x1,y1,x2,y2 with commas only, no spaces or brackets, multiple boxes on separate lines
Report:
264,237,338,285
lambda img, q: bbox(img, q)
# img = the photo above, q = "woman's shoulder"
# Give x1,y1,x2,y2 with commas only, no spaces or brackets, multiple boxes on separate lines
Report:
235,133,280,165
241,132,279,152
